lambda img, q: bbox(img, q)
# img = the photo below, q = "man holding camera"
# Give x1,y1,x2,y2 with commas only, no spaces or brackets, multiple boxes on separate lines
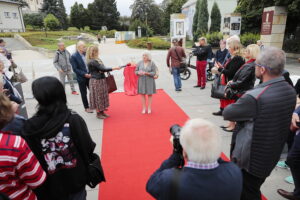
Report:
223,47,296,200
146,118,242,200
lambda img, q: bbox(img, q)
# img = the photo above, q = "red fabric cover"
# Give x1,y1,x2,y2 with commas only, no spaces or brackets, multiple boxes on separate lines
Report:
123,64,138,96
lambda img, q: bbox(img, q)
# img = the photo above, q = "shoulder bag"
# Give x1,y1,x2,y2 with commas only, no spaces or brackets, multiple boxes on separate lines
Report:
211,74,227,99
106,72,117,93
174,47,186,73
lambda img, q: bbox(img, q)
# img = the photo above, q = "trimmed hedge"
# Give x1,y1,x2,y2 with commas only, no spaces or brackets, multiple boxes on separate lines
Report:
240,33,260,47
0,33,14,38
283,38,300,53
127,37,170,50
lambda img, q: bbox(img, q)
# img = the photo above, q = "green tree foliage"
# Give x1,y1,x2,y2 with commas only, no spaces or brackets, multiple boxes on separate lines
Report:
119,16,131,31
236,0,300,34
43,14,60,31
210,2,221,32
130,0,164,35
129,19,154,37
70,2,89,30
163,0,188,34
23,13,45,29
11,0,28,7
197,0,209,35
192,0,201,35
87,0,120,30
41,0,68,30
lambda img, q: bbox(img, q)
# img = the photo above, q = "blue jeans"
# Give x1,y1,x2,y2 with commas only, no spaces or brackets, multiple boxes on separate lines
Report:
172,67,182,90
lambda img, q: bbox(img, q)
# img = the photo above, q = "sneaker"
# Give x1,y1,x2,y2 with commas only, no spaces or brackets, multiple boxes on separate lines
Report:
277,161,289,169
72,91,79,95
285,176,294,184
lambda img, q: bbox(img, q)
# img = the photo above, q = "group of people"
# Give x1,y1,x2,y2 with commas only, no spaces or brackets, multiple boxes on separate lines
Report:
147,37,300,200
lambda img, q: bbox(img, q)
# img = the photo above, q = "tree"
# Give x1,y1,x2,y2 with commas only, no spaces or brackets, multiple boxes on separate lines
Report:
129,19,154,37
163,0,188,34
23,13,45,29
41,0,68,30
44,14,60,31
87,0,120,30
70,2,88,30
119,16,131,31
209,2,221,32
197,0,209,35
236,0,300,34
11,0,28,7
192,0,201,35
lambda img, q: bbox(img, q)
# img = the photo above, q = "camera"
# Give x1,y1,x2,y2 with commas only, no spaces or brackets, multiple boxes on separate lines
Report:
170,124,185,168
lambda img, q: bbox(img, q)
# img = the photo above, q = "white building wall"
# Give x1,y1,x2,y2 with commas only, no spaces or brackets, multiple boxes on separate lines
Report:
183,0,237,39
0,2,25,32
23,0,43,13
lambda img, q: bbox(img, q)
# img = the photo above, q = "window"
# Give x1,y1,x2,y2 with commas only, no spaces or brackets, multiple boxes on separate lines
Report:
4,12,10,18
12,13,18,19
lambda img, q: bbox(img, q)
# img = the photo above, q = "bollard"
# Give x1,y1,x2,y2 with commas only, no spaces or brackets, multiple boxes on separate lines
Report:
13,82,28,119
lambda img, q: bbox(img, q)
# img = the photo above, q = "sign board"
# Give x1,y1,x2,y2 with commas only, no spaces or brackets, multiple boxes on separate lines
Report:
261,11,274,35
170,14,186,39
223,14,242,36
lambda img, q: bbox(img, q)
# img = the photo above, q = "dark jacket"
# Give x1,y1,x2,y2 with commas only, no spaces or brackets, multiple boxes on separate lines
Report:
223,77,296,178
192,45,211,61
295,106,300,115
2,115,26,135
218,56,245,83
228,60,256,96
215,48,229,65
3,75,22,104
22,109,96,200
146,153,242,200
296,79,300,98
88,59,112,79
70,51,88,83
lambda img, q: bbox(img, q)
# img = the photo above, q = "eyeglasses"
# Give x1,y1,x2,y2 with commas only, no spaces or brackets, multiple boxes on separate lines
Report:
255,63,273,71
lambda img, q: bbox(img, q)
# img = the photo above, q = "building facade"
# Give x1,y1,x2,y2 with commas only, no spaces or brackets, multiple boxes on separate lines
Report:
22,0,43,13
0,0,25,32
182,0,237,39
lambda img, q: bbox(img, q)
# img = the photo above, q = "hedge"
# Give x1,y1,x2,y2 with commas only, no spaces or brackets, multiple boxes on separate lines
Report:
127,37,170,50
240,33,260,47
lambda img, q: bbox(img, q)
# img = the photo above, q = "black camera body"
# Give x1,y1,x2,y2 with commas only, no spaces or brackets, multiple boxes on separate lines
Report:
170,124,185,168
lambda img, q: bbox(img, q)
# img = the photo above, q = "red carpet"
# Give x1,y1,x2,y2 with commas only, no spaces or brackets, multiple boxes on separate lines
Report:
99,89,267,200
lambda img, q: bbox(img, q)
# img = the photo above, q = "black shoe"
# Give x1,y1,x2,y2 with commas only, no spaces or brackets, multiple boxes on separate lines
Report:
223,128,234,133
194,85,200,88
277,189,300,200
213,110,223,116
220,125,228,129
200,87,205,90
175,89,181,92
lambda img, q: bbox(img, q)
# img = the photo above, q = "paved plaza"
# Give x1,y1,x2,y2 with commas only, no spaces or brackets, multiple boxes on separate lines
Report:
10,38,300,200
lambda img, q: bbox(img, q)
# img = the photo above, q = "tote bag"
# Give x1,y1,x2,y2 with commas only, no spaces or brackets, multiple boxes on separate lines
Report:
106,72,117,93
211,74,227,99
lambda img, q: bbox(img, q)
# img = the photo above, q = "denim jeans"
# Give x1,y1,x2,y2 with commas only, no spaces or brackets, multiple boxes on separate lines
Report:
172,67,182,90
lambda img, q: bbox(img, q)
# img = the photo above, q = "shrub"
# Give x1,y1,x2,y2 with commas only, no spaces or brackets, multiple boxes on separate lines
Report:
23,13,45,30
0,33,14,38
283,38,300,53
98,30,117,38
240,33,260,47
127,37,170,50
203,32,223,47
44,14,60,31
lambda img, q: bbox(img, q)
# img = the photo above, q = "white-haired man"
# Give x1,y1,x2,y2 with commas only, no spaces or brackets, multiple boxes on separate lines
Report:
223,47,297,200
70,41,93,113
54,42,78,95
146,118,242,200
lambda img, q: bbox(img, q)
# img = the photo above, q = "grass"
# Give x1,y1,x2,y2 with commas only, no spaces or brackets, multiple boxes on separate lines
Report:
127,37,170,50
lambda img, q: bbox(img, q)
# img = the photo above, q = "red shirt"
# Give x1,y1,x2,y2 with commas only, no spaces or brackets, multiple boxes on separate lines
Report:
0,132,46,200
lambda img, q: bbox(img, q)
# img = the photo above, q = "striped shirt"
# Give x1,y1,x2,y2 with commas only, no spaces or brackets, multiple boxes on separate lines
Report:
0,132,46,200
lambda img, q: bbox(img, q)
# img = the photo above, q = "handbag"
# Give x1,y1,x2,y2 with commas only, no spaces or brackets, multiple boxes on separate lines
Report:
106,72,117,93
224,85,239,100
87,153,106,188
174,47,186,73
211,74,227,99
10,63,27,83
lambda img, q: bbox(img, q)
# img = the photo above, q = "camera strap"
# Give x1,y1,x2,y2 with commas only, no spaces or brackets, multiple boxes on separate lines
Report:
170,168,182,200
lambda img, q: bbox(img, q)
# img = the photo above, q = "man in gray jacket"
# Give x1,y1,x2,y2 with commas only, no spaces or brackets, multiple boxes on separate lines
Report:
223,47,296,200
53,42,78,95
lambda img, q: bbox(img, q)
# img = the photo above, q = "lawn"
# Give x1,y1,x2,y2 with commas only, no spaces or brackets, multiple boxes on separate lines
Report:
19,31,81,50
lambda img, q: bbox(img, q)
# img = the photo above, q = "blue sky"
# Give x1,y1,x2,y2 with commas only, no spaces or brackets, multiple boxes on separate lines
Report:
64,0,164,16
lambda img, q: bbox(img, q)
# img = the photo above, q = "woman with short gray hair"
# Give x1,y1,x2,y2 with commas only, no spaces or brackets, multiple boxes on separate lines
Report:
135,51,157,114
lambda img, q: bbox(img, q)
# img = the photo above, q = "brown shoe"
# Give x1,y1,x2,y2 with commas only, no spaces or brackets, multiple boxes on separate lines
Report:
96,113,106,119
85,108,94,113
102,112,110,118
277,189,300,200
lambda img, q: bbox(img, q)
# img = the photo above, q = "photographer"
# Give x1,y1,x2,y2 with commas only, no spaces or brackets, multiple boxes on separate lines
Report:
146,118,242,200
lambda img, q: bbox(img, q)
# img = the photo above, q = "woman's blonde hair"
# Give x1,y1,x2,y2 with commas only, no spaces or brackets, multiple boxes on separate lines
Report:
86,45,99,63
0,94,14,129
199,37,207,45
228,40,242,57
246,44,260,59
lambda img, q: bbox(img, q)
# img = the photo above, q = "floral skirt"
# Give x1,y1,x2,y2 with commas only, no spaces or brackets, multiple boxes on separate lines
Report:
89,78,109,112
